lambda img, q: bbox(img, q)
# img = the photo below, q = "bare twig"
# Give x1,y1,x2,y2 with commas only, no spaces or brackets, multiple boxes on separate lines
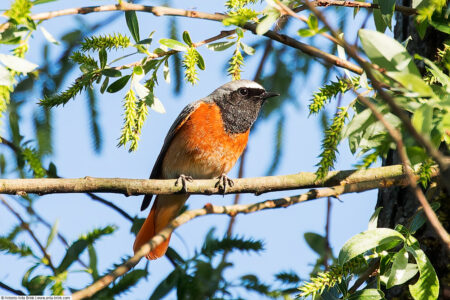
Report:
0,164,435,196
303,0,450,252
0,281,25,295
0,196,57,273
348,259,380,293
310,0,417,15
72,177,410,299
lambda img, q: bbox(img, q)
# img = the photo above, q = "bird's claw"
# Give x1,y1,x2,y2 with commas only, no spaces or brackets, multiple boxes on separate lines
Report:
175,174,193,192
215,174,234,194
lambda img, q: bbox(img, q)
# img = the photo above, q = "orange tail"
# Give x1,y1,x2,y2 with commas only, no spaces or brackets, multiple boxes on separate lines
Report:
133,194,189,260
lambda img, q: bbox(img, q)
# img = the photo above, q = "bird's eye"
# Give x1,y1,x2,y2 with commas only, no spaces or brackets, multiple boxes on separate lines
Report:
239,88,248,96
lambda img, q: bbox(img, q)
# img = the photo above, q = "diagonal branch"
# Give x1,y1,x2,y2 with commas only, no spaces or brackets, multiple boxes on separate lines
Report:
0,164,438,196
0,196,57,273
310,0,417,15
0,3,362,74
72,176,415,299
0,281,25,295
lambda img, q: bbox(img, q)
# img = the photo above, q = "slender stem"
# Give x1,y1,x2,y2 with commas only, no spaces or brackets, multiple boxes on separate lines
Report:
0,281,25,295
13,199,89,269
348,259,380,293
0,196,57,273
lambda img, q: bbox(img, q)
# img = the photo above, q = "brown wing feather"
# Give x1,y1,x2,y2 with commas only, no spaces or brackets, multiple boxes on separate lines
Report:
140,100,205,211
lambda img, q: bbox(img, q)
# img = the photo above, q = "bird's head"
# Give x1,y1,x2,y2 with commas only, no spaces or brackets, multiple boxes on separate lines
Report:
208,80,279,134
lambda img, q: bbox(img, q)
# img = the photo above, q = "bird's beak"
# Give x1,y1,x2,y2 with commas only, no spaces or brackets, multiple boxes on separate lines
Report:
262,91,280,100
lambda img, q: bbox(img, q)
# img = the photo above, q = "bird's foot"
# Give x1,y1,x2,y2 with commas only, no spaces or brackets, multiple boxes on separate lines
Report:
215,173,234,194
175,174,193,193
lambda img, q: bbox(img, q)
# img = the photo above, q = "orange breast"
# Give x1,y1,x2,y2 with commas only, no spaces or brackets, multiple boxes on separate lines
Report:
161,102,249,179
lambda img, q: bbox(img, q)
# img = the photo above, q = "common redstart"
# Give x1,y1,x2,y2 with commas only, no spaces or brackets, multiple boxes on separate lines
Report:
133,80,279,259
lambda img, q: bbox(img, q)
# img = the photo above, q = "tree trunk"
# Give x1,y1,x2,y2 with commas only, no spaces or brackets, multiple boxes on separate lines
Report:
376,1,449,298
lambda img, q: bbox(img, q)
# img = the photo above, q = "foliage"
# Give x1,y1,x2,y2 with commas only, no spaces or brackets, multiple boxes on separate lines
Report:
298,209,439,300
0,0,448,299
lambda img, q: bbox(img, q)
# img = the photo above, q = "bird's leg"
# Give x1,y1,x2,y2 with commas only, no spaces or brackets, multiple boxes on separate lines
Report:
175,174,194,193
215,173,234,194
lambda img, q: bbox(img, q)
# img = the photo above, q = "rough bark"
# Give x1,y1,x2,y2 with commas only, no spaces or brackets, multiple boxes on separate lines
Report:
376,2,450,298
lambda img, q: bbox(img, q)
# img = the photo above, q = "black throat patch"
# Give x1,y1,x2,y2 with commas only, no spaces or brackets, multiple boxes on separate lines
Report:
214,89,264,134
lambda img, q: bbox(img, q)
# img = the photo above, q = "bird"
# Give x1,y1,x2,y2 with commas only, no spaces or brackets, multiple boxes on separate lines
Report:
133,79,279,260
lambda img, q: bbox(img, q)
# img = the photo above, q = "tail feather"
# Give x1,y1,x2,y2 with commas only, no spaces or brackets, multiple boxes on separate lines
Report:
133,194,189,260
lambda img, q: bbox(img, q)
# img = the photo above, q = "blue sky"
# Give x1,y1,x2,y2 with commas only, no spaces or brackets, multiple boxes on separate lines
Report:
1,1,380,299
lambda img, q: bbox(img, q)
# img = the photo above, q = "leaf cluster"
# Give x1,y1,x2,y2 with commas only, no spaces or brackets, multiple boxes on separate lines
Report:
298,208,440,299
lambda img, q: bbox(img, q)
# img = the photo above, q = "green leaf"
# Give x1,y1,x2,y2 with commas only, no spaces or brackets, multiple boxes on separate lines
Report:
206,41,235,51
0,54,38,73
373,0,388,32
298,28,317,37
240,42,255,55
412,103,434,135
338,228,405,265
368,207,383,230
56,226,115,274
25,275,52,295
379,0,396,30
163,59,170,83
347,289,384,300
40,26,60,45
136,38,152,45
56,239,88,274
125,11,140,43
159,38,188,51
99,48,107,69
358,29,420,75
0,65,12,86
304,232,327,256
100,77,109,94
182,31,193,46
387,248,409,288
106,75,131,93
196,51,205,70
149,268,180,300
387,72,435,97
382,263,419,287
256,10,279,35
133,65,143,76
101,68,122,77
236,27,244,38
108,269,148,297
406,237,439,300
408,202,440,233
45,219,59,249
88,244,98,280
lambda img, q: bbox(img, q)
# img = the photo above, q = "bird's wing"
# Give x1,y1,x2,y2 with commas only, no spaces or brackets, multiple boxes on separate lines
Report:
140,100,205,211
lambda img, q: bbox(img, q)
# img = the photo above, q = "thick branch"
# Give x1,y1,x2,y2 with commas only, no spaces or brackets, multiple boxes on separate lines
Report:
0,165,435,196
72,175,413,299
